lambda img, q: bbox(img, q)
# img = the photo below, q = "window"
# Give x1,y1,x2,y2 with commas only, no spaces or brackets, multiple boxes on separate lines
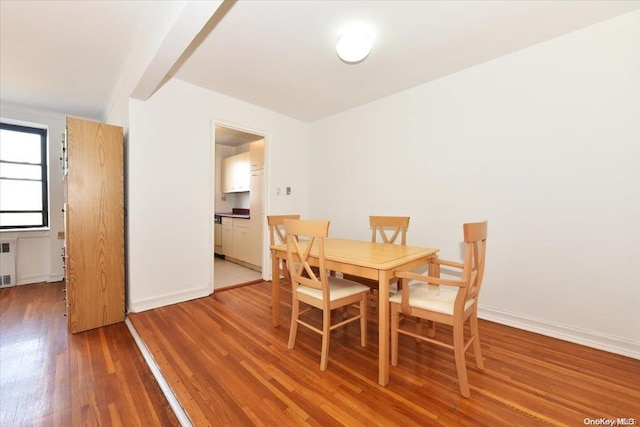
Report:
0,123,49,229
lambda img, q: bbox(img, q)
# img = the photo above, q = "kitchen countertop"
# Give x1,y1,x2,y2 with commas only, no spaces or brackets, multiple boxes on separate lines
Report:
216,208,250,219
216,213,250,219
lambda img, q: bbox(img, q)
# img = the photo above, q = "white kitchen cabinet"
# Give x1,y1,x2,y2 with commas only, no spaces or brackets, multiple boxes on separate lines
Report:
221,217,234,257
236,152,250,191
222,156,235,193
222,217,258,267
222,152,250,193
234,219,251,263
214,222,222,255
250,139,264,171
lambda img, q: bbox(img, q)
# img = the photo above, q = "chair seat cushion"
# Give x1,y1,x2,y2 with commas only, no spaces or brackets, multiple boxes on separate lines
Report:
389,283,474,315
297,277,370,301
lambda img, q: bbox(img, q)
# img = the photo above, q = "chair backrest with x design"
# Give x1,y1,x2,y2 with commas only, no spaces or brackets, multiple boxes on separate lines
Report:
283,219,330,298
268,214,301,246
370,216,410,245
267,215,301,283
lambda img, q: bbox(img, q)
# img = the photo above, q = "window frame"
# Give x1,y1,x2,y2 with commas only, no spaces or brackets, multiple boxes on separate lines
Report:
0,122,49,230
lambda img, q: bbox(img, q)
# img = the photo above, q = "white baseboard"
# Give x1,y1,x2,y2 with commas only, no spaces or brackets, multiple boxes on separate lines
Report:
128,285,211,313
478,306,640,360
12,274,64,286
17,274,50,285
125,318,192,427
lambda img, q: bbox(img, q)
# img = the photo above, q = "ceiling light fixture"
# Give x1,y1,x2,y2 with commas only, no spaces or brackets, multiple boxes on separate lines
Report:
336,29,372,63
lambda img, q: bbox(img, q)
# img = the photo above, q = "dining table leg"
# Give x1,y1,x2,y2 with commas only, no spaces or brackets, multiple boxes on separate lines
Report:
271,249,281,327
378,270,392,386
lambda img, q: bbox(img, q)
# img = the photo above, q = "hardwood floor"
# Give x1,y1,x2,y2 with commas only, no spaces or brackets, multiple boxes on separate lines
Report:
129,281,640,427
2,281,639,426
0,282,178,426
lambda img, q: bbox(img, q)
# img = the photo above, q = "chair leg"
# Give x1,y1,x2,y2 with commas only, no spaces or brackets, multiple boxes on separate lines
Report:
470,311,485,370
414,319,436,342
360,296,367,347
427,320,436,337
288,298,299,350
453,321,470,398
320,307,331,371
390,303,399,366
415,319,436,338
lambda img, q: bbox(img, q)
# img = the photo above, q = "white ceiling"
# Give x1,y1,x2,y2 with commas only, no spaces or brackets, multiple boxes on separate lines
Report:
2,0,639,124
0,0,153,119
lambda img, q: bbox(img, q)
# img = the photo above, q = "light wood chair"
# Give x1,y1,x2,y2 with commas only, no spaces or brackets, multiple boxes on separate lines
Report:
284,219,369,371
390,220,487,397
344,216,410,295
267,214,301,285
389,221,487,397
370,215,409,245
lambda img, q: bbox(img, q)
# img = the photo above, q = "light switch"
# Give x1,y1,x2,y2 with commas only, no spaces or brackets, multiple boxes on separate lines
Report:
286,187,291,195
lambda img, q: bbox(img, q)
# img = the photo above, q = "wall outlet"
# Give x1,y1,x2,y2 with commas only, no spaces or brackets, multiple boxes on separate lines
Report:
286,187,291,195
57,231,65,239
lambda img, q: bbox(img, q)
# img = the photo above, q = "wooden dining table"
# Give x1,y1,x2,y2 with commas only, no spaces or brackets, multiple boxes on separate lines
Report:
270,238,439,386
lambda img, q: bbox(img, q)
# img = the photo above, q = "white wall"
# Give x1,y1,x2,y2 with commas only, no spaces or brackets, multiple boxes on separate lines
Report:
127,79,309,312
308,12,640,358
0,104,66,284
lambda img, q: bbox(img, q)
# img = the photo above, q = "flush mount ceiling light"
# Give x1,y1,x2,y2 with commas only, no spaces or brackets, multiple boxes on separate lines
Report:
336,29,372,63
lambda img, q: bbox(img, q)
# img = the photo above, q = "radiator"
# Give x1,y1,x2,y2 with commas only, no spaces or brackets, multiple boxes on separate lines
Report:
0,238,17,286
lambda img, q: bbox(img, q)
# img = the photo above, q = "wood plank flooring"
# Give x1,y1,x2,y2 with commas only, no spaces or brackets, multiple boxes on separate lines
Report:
129,281,640,427
0,281,179,426
2,281,639,426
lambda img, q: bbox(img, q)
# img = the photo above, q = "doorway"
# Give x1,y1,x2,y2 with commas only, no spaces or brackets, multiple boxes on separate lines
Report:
213,124,265,290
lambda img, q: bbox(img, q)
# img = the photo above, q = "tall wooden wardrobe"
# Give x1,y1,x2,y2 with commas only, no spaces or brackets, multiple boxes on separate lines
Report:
63,117,125,334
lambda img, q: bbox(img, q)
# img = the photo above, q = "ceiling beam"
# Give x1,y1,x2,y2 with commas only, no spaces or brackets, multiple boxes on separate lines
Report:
130,0,225,101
